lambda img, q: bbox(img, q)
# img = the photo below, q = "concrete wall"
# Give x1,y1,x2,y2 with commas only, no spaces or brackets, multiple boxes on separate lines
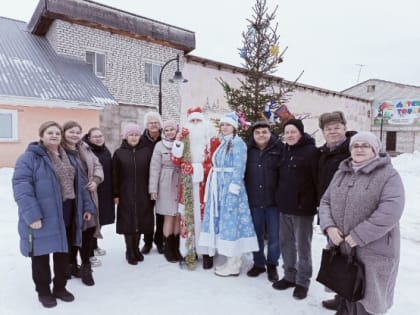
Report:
0,104,99,167
181,59,371,146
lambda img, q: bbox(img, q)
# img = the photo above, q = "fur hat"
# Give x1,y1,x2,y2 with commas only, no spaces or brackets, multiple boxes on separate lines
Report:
144,111,162,128
319,111,346,129
123,123,141,139
187,107,205,122
350,131,381,156
220,112,239,129
284,119,304,135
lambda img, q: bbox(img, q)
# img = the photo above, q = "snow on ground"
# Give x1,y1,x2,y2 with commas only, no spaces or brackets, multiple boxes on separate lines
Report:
1,153,419,314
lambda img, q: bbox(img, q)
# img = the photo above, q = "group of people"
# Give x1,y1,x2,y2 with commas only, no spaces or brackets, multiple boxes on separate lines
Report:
13,107,405,315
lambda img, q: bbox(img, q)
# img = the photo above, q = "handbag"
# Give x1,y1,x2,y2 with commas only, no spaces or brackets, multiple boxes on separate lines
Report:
316,246,365,302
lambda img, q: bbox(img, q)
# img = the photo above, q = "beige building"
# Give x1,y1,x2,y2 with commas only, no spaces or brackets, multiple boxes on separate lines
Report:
181,55,372,145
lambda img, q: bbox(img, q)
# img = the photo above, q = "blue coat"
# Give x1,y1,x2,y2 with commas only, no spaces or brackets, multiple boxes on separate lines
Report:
200,135,258,256
12,142,95,257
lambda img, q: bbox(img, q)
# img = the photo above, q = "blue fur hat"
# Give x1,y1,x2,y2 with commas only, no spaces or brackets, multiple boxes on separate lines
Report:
220,112,238,129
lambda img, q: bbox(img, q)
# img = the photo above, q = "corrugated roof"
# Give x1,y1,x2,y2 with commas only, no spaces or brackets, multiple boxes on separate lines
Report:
0,17,117,107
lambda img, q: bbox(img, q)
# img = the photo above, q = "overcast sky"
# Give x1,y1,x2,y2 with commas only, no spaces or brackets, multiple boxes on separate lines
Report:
2,0,419,91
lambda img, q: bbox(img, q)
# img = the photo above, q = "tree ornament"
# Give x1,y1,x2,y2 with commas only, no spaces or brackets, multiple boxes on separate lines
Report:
240,47,247,59
269,45,279,56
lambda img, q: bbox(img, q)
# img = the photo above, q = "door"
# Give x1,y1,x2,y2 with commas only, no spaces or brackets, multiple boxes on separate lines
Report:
385,131,396,151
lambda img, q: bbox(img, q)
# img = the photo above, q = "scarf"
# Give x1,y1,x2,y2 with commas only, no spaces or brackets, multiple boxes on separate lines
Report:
47,146,75,201
351,156,379,173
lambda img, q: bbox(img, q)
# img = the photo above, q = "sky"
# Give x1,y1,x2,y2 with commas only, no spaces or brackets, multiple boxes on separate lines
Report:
1,152,420,314
1,0,420,92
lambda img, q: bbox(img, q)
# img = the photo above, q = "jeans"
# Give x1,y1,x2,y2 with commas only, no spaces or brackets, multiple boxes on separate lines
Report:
279,213,314,288
251,207,280,267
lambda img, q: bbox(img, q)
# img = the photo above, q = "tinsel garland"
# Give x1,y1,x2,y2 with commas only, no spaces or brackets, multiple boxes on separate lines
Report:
181,132,197,270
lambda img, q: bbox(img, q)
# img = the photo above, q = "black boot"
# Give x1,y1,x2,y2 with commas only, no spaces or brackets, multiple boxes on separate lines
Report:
174,234,182,261
202,254,213,269
163,235,178,263
124,235,138,265
80,263,94,286
267,264,279,282
134,234,144,262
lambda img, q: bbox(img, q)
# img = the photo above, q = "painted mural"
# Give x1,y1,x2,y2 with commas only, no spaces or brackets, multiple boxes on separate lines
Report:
374,99,420,126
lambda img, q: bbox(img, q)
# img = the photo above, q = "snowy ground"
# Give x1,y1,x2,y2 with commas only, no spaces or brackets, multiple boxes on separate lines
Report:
1,152,420,314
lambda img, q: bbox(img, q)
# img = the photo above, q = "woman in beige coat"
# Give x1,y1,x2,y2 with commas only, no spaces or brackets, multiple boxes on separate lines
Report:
62,121,103,286
149,120,181,263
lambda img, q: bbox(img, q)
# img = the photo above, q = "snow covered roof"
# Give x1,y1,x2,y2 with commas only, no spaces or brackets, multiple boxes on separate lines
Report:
0,17,117,109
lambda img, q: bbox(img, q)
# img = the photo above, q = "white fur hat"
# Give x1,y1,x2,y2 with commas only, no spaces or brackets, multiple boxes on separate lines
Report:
219,112,238,129
187,106,205,122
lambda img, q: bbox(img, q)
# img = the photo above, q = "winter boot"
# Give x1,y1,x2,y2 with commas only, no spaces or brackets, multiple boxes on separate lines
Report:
124,235,138,265
202,255,214,269
80,263,94,286
134,234,144,262
163,235,178,263
215,256,241,277
267,264,279,282
173,234,182,261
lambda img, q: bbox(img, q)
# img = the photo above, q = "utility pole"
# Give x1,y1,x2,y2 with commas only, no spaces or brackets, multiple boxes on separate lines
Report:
355,64,367,83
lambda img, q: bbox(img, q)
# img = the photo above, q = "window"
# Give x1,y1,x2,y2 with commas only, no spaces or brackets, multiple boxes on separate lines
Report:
145,62,161,85
0,109,18,141
86,51,106,77
366,85,376,93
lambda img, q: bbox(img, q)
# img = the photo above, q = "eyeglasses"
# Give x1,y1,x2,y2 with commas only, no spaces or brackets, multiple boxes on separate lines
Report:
147,121,160,125
351,143,371,150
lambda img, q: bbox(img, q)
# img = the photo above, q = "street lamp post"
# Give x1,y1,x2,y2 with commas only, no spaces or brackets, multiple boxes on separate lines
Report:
158,54,188,116
379,106,384,142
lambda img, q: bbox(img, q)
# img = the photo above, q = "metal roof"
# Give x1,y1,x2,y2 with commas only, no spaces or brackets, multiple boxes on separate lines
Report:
0,17,117,108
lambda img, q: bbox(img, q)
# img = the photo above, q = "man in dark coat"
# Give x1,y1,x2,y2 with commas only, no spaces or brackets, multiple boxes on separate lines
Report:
272,119,319,300
245,121,283,283
140,112,163,255
317,111,356,311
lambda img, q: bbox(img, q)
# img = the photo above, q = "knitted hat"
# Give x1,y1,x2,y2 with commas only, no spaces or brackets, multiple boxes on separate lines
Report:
163,120,177,130
187,106,204,122
123,123,141,139
319,111,346,129
251,120,270,133
349,131,381,156
220,112,239,129
284,119,304,135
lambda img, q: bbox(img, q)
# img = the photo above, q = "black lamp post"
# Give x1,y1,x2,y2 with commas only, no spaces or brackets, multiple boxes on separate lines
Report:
158,54,188,115
378,106,384,142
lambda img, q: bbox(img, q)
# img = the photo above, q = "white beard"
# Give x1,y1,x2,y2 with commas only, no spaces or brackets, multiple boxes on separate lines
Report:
186,121,214,163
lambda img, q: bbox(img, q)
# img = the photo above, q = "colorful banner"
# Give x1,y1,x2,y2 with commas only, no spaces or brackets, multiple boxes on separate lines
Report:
373,99,420,126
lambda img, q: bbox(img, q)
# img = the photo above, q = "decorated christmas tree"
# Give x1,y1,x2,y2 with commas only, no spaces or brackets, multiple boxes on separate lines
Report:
218,0,302,138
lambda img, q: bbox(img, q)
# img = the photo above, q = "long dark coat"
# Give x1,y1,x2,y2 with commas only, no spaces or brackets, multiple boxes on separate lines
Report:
317,131,356,204
275,134,319,216
112,139,154,235
83,135,115,226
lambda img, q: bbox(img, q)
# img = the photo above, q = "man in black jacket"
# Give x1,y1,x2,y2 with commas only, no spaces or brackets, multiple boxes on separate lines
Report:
245,121,284,283
317,111,356,311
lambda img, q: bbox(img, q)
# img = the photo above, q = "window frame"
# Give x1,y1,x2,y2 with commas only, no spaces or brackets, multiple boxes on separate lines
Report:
0,109,18,142
86,51,106,78
144,62,161,86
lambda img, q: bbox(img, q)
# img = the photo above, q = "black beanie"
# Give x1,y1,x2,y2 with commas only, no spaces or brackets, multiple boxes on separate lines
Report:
284,119,304,135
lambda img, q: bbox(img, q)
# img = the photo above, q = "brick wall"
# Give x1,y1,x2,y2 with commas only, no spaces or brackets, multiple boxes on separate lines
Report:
46,20,184,151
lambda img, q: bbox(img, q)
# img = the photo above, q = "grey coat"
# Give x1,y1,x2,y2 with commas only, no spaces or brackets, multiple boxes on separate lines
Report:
149,140,181,216
319,155,405,314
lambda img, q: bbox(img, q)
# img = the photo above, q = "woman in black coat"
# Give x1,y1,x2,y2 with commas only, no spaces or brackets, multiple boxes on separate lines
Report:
112,123,154,265
83,128,115,257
